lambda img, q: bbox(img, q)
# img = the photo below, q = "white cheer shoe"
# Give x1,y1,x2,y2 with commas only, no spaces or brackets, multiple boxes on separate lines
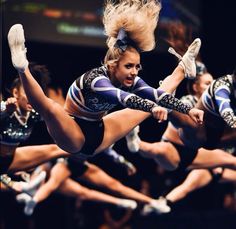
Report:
168,38,201,79
142,197,171,216
8,24,29,73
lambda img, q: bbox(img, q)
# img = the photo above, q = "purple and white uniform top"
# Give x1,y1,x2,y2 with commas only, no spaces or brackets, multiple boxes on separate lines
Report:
67,66,192,120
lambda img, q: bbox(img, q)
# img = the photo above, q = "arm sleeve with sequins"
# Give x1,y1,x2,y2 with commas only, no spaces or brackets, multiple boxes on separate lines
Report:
132,77,192,114
214,84,236,128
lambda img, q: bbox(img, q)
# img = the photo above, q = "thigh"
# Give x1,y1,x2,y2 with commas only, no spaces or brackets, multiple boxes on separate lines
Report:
43,101,85,153
81,163,115,187
58,178,85,196
96,108,150,153
190,148,234,169
8,144,69,173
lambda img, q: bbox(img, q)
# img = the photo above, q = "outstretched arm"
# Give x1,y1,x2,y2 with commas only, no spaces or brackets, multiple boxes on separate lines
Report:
90,76,167,121
92,76,158,113
131,74,192,114
129,75,204,123
93,75,202,123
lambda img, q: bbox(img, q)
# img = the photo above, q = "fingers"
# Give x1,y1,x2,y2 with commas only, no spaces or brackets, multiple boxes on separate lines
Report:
196,115,203,125
189,108,204,124
198,110,204,123
6,97,17,112
195,110,204,124
6,97,17,105
158,111,167,123
152,107,168,122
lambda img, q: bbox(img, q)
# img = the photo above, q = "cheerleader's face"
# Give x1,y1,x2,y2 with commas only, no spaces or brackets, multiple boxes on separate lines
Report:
111,47,142,88
194,73,213,98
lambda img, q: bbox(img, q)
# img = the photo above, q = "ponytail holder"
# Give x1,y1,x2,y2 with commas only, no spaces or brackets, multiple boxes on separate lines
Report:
114,28,141,52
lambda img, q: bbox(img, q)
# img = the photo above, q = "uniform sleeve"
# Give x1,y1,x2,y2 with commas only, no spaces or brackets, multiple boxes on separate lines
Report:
92,76,157,113
214,85,236,128
180,95,197,107
133,77,193,114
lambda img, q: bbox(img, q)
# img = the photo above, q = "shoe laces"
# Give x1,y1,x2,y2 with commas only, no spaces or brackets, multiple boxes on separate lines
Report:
168,47,182,60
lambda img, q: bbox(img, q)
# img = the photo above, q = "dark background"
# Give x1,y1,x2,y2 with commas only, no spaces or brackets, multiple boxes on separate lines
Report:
1,0,236,228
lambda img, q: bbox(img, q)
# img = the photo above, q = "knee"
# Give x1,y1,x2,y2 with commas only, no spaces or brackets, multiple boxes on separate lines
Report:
153,143,180,170
78,189,88,200
151,142,170,158
106,179,122,190
78,187,93,200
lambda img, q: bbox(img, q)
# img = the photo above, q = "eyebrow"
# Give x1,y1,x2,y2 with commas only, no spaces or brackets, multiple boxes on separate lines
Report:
125,63,141,66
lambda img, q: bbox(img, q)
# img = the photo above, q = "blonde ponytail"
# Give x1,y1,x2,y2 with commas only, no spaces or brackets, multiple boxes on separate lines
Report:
103,0,161,52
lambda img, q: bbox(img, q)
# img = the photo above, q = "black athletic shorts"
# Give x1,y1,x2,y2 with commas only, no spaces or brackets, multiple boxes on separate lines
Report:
172,143,198,171
67,157,89,178
72,116,105,157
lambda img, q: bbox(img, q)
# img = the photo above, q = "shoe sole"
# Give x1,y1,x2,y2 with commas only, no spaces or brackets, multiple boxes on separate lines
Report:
8,24,25,49
190,38,201,57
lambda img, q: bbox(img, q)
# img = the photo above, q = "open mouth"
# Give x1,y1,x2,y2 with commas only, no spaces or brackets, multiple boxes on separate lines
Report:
126,76,134,84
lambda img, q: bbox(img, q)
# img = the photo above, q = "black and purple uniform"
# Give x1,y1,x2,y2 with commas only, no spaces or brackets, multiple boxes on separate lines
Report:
67,66,193,156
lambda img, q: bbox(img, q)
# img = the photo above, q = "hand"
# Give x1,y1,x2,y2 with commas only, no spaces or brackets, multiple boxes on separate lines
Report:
5,97,17,113
151,106,168,123
188,108,204,124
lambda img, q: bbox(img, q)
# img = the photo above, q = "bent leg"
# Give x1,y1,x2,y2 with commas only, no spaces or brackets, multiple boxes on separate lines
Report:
33,163,71,203
166,169,212,203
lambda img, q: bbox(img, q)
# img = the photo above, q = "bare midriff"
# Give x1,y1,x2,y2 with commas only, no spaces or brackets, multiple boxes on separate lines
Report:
64,96,106,121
